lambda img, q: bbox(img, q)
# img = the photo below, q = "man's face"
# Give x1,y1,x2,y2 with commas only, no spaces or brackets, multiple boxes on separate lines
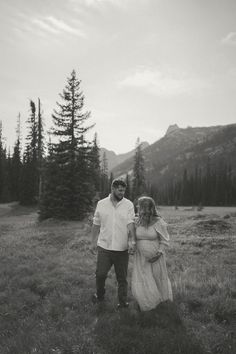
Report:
112,186,126,201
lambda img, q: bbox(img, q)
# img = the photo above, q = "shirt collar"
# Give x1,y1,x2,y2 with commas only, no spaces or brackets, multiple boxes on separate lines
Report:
109,194,124,207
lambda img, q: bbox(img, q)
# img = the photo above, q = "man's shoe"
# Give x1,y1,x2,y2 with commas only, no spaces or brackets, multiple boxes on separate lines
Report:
92,293,104,304
117,302,129,309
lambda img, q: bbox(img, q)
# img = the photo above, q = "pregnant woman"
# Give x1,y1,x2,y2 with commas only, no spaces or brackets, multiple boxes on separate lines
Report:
131,196,173,311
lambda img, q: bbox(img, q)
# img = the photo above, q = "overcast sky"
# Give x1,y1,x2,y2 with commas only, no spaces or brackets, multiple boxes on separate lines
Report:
0,0,236,154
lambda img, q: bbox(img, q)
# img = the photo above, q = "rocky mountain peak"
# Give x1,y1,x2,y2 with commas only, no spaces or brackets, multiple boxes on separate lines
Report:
165,124,180,136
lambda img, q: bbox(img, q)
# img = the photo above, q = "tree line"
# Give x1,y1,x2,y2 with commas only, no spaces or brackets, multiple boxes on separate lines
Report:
0,98,44,206
1,70,235,219
0,70,147,219
150,162,236,207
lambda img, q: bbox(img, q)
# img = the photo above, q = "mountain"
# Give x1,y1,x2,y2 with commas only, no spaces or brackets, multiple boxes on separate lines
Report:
100,141,149,171
111,123,236,186
165,124,180,136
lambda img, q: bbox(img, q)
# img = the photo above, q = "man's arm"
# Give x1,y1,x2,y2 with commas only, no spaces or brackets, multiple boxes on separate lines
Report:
127,222,136,254
91,202,101,251
91,224,100,248
127,202,136,254
127,222,135,242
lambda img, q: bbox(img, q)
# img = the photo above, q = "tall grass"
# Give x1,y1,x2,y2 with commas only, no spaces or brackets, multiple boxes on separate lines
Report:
0,203,235,353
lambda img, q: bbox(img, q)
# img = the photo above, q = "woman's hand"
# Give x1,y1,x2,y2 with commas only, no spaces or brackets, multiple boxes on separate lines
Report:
148,251,163,263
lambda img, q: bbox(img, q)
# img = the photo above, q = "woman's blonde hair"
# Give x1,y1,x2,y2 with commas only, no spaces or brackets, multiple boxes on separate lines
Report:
137,196,160,227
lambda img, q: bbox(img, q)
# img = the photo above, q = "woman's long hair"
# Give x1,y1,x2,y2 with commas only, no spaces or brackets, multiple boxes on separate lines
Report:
136,196,160,227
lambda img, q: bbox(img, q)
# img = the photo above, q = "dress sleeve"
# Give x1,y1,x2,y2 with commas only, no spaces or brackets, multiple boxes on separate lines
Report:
154,218,170,248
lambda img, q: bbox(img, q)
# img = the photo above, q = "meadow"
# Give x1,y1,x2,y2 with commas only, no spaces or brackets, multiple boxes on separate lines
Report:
0,203,235,354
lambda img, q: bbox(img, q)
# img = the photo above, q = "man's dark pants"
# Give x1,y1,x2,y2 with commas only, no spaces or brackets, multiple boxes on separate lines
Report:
96,246,129,304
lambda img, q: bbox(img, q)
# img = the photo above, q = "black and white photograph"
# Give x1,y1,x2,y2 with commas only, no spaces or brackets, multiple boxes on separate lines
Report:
0,0,235,353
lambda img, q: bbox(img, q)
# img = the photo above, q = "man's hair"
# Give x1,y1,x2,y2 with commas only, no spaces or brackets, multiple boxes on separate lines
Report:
111,178,127,189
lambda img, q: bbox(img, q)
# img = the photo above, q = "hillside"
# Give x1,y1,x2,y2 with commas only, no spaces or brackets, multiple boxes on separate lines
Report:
100,141,149,171
112,124,236,186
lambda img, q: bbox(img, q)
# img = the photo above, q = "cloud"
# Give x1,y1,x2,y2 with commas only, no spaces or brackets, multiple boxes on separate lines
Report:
70,0,128,9
32,18,59,34
221,32,236,46
82,0,122,5
31,16,86,38
118,68,206,97
46,16,86,37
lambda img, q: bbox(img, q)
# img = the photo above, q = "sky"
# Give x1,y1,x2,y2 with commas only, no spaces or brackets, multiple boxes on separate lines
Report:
0,0,236,154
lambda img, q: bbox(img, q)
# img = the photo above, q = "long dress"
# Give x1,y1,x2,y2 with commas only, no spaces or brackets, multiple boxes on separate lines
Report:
131,218,173,311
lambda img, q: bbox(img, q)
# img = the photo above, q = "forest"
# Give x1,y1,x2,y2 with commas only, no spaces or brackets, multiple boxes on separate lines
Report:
0,70,235,220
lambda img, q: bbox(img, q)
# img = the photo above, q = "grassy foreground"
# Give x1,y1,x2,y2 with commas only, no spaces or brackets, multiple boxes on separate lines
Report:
0,203,235,354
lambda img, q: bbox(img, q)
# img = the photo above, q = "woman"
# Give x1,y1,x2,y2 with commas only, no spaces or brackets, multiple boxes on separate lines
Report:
131,196,173,311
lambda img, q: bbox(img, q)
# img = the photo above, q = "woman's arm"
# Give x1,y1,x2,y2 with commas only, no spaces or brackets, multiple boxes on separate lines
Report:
154,218,169,247
148,219,170,263
148,250,163,263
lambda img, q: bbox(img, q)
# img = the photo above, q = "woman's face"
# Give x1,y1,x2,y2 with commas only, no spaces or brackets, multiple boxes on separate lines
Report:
139,201,151,215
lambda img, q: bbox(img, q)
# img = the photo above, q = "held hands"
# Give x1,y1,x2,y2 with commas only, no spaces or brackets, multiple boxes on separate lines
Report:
148,251,163,263
128,241,136,255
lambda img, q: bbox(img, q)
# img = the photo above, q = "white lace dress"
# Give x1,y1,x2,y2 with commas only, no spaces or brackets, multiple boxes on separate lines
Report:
131,218,173,311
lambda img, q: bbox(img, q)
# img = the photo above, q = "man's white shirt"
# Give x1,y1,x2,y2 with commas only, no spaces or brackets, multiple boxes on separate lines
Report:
93,195,135,251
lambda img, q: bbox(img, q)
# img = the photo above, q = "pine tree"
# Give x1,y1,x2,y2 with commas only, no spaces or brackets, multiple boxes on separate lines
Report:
37,98,45,201
90,133,101,192
109,172,114,188
0,122,11,202
10,113,22,201
0,121,4,200
125,173,131,200
100,151,109,198
20,100,39,204
132,138,146,200
39,141,62,219
40,70,94,220
227,164,233,205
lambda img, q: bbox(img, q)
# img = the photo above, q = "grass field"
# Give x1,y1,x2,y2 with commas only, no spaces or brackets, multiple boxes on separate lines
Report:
0,203,235,354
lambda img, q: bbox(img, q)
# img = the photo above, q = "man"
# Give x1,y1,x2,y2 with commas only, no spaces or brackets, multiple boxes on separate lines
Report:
91,178,136,309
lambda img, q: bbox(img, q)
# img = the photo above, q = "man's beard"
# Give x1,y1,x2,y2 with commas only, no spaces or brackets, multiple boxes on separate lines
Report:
113,193,123,201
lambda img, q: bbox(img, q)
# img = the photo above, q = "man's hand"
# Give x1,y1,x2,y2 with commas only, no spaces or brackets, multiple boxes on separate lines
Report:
127,222,136,255
148,251,163,263
91,224,100,255
90,243,97,255
128,241,136,255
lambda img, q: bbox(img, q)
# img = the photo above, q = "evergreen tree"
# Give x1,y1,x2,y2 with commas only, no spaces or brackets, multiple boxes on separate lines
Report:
132,138,146,200
100,151,109,198
204,158,212,205
37,98,45,201
125,173,131,200
39,142,63,218
0,122,11,202
181,169,187,205
0,121,4,200
89,133,101,192
149,161,236,207
10,113,22,200
20,100,39,204
40,70,94,220
227,164,233,205
109,172,114,187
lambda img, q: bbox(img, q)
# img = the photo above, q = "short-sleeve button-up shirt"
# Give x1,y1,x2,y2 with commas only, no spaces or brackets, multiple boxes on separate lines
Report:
93,195,135,251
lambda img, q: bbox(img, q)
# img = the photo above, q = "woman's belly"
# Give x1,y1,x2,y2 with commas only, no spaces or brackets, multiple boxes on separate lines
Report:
137,239,160,259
